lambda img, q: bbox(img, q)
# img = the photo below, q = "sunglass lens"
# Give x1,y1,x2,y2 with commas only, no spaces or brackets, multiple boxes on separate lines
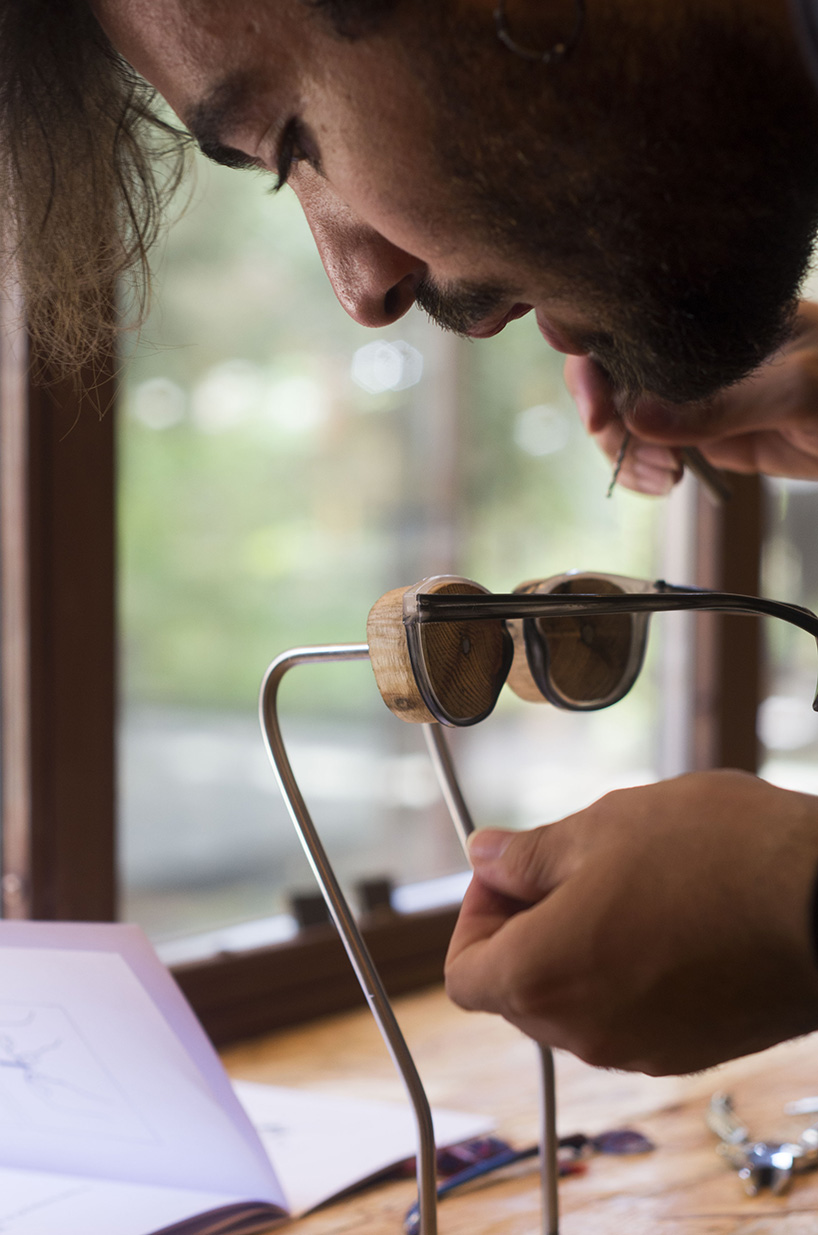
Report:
368,579,512,726
536,577,633,707
511,575,648,710
420,584,511,725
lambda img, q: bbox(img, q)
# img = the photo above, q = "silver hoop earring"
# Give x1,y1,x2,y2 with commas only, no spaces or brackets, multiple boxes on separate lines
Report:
494,0,585,64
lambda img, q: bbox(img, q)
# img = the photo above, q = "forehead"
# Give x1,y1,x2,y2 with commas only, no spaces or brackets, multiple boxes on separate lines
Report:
89,0,467,256
89,0,317,121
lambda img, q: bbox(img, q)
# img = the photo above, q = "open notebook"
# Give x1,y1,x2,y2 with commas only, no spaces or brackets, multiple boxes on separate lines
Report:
0,922,490,1235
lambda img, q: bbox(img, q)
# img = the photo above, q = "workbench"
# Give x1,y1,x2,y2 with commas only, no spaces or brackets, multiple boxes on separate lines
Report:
222,985,818,1233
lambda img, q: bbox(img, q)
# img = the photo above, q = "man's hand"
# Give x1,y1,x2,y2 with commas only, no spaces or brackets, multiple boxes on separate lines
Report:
565,302,818,494
445,771,818,1075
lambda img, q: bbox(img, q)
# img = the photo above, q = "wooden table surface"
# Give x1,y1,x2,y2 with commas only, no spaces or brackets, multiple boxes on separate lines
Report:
222,985,818,1234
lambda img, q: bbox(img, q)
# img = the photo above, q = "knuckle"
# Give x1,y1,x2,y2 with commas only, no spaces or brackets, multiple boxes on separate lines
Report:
503,826,551,882
501,962,560,1024
502,980,624,1069
785,355,818,418
503,982,538,1024
571,1030,623,1071
584,786,631,825
444,958,488,1014
443,966,470,1010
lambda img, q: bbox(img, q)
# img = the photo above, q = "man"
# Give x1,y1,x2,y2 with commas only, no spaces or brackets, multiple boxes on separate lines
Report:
6,0,818,1075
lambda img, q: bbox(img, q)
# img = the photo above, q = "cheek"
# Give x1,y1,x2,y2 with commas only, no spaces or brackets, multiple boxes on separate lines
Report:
306,82,461,261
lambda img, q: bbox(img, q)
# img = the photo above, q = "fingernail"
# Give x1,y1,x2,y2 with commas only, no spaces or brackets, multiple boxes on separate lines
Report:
630,463,676,497
572,387,592,428
467,829,513,864
629,445,683,496
631,443,679,471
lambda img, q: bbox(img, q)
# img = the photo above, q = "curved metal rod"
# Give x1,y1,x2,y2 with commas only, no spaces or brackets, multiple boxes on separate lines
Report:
260,645,438,1235
539,1044,559,1235
423,723,560,1235
422,723,476,848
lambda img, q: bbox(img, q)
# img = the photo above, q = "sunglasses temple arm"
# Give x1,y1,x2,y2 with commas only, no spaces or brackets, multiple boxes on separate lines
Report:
423,722,560,1235
415,591,818,639
259,645,439,1235
662,592,818,706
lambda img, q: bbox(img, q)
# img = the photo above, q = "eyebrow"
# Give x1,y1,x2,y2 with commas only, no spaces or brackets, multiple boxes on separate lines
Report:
184,72,265,172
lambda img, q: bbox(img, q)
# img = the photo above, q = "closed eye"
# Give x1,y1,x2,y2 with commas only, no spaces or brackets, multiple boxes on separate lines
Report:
273,118,322,192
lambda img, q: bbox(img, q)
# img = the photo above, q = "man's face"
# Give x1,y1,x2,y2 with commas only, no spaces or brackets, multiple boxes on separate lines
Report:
91,0,818,407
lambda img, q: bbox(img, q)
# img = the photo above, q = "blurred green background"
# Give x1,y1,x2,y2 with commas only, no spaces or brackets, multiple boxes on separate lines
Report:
118,151,672,947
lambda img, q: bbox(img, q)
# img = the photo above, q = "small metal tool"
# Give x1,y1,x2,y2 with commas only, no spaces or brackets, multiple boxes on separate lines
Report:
680,447,732,504
785,1097,818,1116
606,433,731,504
606,431,631,498
707,1092,818,1196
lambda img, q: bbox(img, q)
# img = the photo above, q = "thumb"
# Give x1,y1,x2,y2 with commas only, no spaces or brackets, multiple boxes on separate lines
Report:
564,354,619,434
467,824,573,904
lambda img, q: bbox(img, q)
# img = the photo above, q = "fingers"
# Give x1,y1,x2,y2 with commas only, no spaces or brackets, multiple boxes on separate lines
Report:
625,300,818,445
619,350,818,480
565,301,818,487
446,823,579,1015
466,825,574,902
682,426,818,479
444,873,531,1008
446,826,571,971
565,355,684,494
446,775,818,1074
446,892,550,1020
624,357,796,444
564,352,618,435
566,330,804,446
614,439,684,495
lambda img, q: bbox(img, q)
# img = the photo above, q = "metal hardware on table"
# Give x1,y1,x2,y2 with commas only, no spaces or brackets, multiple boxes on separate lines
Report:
707,1092,818,1196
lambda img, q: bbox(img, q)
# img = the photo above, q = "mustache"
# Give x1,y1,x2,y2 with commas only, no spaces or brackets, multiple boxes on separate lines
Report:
414,272,792,409
413,274,509,334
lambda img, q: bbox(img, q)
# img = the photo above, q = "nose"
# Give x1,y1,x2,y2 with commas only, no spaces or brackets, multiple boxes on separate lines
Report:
294,178,425,328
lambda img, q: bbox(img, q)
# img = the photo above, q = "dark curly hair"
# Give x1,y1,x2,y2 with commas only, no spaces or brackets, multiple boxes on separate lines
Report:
0,0,405,377
0,0,193,376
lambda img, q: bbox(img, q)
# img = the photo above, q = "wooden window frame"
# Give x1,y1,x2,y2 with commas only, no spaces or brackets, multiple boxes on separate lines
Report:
0,302,116,924
690,474,764,773
0,313,767,1046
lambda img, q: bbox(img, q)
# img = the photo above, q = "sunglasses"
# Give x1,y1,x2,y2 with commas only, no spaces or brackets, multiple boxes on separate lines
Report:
367,571,818,727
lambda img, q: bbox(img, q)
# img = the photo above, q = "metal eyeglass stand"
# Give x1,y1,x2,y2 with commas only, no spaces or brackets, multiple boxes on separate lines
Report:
423,723,559,1235
260,643,559,1235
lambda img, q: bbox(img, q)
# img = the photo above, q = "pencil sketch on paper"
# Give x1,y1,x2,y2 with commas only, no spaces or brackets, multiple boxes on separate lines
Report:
0,1002,155,1142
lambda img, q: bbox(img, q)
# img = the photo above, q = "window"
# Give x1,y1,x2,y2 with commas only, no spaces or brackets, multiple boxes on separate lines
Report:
118,154,671,946
0,149,769,1044
760,478,818,792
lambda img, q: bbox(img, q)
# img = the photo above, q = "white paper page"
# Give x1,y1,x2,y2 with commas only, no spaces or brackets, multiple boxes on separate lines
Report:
0,936,283,1207
0,1164,281,1235
0,922,272,1190
234,1081,493,1216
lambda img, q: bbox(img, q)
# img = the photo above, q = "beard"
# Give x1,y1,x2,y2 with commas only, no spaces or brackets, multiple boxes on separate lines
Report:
409,3,818,406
